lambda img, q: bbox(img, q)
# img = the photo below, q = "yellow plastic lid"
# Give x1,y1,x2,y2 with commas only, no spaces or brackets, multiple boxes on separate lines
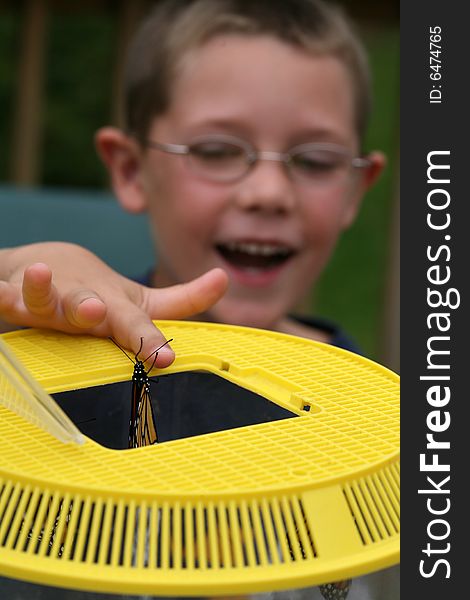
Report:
0,321,399,596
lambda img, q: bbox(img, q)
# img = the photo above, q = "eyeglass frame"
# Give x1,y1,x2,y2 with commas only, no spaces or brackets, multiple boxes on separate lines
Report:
142,133,371,184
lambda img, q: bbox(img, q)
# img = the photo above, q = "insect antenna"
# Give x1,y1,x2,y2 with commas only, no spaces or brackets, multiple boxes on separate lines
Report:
143,338,174,365
108,337,136,364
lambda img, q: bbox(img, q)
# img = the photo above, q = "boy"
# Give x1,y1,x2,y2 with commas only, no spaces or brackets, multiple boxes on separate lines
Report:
0,1,397,596
0,0,385,364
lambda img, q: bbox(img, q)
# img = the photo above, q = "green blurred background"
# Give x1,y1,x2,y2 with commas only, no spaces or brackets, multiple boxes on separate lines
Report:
0,0,399,367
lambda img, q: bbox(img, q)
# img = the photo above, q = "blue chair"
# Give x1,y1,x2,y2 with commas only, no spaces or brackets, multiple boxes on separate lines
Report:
0,185,154,278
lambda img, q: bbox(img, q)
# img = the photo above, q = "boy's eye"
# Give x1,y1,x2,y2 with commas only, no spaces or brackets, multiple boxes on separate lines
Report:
189,142,245,162
290,150,343,174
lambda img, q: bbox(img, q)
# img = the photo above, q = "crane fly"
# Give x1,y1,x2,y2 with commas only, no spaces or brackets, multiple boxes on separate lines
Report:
109,336,173,448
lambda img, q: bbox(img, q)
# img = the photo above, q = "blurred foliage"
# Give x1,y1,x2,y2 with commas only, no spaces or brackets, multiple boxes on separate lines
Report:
0,13,19,181
313,28,399,358
0,7,117,187
42,13,116,187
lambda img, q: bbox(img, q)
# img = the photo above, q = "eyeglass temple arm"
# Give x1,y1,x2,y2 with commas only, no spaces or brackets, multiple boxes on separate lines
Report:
352,156,372,168
145,141,190,155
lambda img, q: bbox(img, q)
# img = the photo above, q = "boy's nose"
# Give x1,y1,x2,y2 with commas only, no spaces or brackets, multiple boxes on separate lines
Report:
233,160,296,214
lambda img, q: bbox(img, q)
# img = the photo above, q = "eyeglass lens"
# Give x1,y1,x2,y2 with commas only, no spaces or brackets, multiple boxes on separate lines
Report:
184,138,359,183
188,140,248,181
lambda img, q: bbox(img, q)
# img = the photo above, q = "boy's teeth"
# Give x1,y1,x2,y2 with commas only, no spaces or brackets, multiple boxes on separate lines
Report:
216,241,294,271
225,242,290,256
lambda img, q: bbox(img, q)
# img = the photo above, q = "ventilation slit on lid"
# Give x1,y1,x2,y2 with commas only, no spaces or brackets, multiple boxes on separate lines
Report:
194,504,206,570
203,504,210,569
247,504,261,565
357,479,382,542
86,499,102,564
174,504,183,569
342,469,401,546
4,487,20,549
220,503,233,568
147,501,158,568
251,501,269,566
49,496,65,555
280,497,303,561
180,505,190,569
0,484,22,548
117,503,128,566
374,474,399,533
385,464,400,506
105,503,118,565
378,469,400,525
97,500,114,566
67,499,83,560
56,497,75,558
58,495,81,560
297,498,317,558
0,482,15,546
46,497,72,558
365,477,394,538
30,492,52,554
156,505,163,568
239,502,256,566
19,489,41,551
129,503,140,567
12,488,33,550
79,500,96,562
217,503,232,568
260,499,280,565
214,506,227,568
123,502,136,568
288,497,317,560
342,485,370,545
226,501,243,568
30,492,46,554
142,504,153,568
131,503,146,568
160,503,171,570
93,501,107,564
169,505,176,569
269,499,292,563
207,502,220,569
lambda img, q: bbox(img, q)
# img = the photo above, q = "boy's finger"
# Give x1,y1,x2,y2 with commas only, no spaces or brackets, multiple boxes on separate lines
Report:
0,281,18,314
109,305,175,368
145,268,228,319
22,263,59,317
62,289,108,328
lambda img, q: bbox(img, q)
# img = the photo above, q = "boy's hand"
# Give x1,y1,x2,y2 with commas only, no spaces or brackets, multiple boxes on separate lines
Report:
0,243,228,367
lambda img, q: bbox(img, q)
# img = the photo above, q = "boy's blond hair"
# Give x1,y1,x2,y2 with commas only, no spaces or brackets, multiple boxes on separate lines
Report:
124,0,371,143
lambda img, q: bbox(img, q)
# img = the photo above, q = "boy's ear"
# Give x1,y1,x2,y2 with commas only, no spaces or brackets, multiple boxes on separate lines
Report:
94,127,148,214
341,150,387,229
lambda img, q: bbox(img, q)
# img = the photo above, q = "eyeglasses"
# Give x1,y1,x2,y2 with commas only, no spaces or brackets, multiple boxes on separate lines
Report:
144,134,370,185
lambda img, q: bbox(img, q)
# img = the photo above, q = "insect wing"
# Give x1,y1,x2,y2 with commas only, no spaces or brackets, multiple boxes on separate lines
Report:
129,372,158,448
138,383,158,446
128,376,140,448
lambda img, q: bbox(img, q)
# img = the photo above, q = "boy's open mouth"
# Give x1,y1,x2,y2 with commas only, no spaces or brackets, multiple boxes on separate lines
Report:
215,241,295,270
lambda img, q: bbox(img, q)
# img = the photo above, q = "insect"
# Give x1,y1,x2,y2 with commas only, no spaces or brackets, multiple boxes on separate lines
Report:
109,336,173,448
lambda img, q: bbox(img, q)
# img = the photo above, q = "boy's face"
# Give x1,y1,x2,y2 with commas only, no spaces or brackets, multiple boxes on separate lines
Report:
118,35,382,330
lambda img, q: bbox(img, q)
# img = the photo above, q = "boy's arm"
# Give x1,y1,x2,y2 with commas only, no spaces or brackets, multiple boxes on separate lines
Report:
0,242,228,367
